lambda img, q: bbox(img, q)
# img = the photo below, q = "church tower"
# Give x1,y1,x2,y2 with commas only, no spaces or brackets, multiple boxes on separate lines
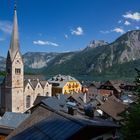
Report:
1,4,24,113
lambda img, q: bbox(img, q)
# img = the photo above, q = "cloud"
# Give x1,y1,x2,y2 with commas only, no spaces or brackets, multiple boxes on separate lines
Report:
124,20,131,25
33,40,59,47
71,26,84,36
112,28,125,34
118,20,122,24
64,34,68,39
100,30,110,34
135,26,140,29
0,20,12,34
123,12,140,21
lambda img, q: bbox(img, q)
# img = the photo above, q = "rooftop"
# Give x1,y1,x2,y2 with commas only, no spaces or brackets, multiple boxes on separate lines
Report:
48,74,81,88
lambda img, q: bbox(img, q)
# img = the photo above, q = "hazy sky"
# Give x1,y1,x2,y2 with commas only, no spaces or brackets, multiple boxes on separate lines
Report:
0,0,140,56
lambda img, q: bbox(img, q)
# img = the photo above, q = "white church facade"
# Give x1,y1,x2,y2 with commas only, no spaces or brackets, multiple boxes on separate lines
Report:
0,6,52,113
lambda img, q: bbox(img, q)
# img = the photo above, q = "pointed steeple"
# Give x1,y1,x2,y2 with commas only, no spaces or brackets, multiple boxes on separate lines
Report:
9,2,20,61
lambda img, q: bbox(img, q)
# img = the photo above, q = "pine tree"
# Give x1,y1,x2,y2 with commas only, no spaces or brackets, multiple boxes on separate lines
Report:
122,68,140,140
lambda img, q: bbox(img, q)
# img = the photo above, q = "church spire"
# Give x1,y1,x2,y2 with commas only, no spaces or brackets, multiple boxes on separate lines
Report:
9,1,20,61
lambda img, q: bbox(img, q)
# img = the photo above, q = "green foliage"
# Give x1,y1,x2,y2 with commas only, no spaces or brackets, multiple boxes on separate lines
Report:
0,71,6,76
122,69,140,140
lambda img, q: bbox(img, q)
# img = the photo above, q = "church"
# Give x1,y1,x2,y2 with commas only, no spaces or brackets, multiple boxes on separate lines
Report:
0,5,52,113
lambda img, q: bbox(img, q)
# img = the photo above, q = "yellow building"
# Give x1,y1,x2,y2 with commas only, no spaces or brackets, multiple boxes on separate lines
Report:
48,75,82,96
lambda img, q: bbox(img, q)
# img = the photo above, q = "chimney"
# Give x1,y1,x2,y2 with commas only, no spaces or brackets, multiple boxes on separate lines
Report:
68,107,77,115
83,93,87,103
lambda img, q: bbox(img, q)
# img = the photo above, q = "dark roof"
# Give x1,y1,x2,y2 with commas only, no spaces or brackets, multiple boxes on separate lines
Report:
24,75,45,81
0,112,29,129
48,74,81,88
33,96,49,106
9,113,83,140
30,80,38,89
9,108,119,140
41,97,67,112
40,81,48,88
99,80,123,93
66,93,85,105
7,106,55,139
99,95,127,120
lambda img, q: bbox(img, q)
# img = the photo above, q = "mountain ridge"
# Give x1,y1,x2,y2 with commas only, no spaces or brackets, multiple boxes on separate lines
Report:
0,30,140,80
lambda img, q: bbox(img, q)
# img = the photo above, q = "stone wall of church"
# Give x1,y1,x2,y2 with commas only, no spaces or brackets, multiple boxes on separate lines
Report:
43,82,52,97
24,81,52,111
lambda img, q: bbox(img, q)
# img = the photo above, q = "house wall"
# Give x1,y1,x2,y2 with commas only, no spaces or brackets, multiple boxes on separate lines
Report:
0,135,6,140
52,87,62,96
98,89,113,97
43,82,52,97
63,81,82,94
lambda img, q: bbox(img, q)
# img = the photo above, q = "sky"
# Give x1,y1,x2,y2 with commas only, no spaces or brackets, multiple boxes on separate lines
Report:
0,0,140,56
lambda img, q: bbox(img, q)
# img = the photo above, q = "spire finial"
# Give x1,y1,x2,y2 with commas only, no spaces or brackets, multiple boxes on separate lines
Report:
14,0,17,10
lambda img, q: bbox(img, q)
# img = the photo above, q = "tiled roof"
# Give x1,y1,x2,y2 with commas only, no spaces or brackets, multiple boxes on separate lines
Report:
9,113,83,140
99,95,127,120
9,107,119,140
41,96,67,112
66,93,85,106
24,75,45,81
0,112,29,129
29,80,38,89
48,74,81,88
40,81,47,88
7,106,54,139
33,96,49,106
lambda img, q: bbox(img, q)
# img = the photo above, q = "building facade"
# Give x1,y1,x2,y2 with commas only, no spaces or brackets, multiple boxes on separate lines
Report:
48,74,82,96
0,6,52,113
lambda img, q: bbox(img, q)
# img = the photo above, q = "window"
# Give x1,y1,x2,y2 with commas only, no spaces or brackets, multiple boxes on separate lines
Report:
46,92,49,96
15,68,21,74
26,95,31,108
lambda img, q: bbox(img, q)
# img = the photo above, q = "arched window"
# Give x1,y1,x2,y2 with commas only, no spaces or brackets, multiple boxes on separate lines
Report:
46,92,49,96
26,95,31,108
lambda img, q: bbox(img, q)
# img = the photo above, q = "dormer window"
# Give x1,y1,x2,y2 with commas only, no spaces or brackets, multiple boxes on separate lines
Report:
15,68,21,74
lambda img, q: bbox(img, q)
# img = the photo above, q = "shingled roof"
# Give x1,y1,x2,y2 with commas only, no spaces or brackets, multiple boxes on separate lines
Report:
99,95,127,120
0,112,29,129
8,105,120,140
48,74,81,88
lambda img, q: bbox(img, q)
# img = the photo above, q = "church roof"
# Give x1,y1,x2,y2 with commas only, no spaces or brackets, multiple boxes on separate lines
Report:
40,81,49,88
8,6,21,61
29,80,38,89
24,75,45,81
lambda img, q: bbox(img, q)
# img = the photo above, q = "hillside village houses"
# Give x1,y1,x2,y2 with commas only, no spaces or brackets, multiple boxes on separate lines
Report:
0,4,139,140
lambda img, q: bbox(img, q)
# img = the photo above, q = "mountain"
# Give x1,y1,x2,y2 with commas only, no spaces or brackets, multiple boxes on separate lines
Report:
43,30,140,79
84,40,108,51
23,52,59,69
0,30,140,81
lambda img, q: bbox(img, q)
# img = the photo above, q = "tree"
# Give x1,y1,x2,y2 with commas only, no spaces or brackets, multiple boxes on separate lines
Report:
122,68,140,140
